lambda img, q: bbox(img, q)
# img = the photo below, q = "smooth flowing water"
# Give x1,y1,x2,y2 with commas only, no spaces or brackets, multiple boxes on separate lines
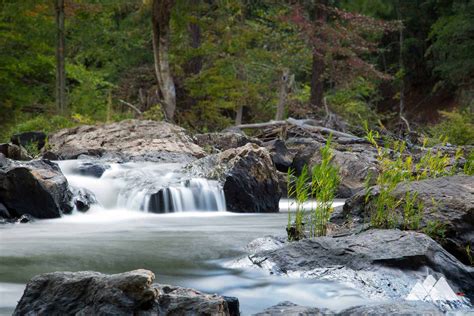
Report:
0,161,372,315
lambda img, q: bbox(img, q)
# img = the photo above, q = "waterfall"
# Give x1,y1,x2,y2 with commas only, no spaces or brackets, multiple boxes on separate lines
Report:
57,160,226,213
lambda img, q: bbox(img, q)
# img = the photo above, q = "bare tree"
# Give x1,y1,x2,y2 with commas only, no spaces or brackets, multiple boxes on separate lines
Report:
309,0,327,109
275,68,293,120
55,0,66,113
152,0,176,121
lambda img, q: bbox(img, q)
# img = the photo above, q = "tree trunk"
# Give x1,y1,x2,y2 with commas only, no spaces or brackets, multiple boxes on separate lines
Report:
55,0,66,114
309,0,327,109
187,0,202,75
152,0,176,121
275,68,291,120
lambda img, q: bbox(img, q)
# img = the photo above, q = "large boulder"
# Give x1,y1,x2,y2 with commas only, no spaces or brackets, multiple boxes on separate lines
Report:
239,229,474,306
11,131,47,151
194,132,261,152
0,157,73,219
14,269,238,316
339,175,474,264
286,138,378,198
47,120,206,162
189,143,281,212
263,139,294,172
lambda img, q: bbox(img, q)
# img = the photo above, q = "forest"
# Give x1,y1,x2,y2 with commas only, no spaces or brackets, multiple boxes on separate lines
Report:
1,0,473,143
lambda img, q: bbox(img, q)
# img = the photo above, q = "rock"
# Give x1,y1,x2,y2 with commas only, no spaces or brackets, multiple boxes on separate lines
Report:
16,214,34,223
47,119,206,162
0,143,31,161
0,158,73,219
189,143,281,212
154,284,237,315
243,229,474,304
263,139,294,172
72,187,97,212
11,131,47,150
338,301,444,316
14,269,239,316
340,175,474,264
254,301,331,316
286,138,378,198
195,132,261,152
75,161,110,178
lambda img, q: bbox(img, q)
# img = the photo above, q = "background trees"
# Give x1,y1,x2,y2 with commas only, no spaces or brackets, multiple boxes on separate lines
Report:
0,0,472,144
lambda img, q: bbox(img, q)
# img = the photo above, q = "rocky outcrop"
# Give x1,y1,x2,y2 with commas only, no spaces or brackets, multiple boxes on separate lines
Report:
255,301,444,316
339,175,474,264
286,138,378,198
189,143,281,212
11,131,47,151
239,229,474,305
14,269,239,316
263,139,294,172
0,143,31,161
194,132,261,152
0,157,73,219
47,120,206,162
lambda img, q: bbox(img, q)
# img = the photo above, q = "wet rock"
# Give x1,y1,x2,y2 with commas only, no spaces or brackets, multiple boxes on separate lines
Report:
195,132,261,152
72,187,97,212
263,139,294,172
338,301,444,316
11,131,47,150
0,158,73,219
189,143,281,212
0,143,31,161
286,138,378,198
16,214,34,223
154,284,237,315
75,161,110,178
340,175,474,264
242,229,474,304
14,269,239,316
47,119,206,162
254,301,331,315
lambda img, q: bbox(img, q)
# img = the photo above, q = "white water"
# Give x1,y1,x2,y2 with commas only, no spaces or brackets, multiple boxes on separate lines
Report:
58,160,226,213
0,160,369,315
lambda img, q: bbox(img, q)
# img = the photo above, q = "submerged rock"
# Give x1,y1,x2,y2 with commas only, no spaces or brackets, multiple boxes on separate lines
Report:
0,158,73,219
189,143,281,212
72,187,97,212
47,119,206,162
339,175,474,264
14,269,239,316
74,161,111,178
255,301,444,316
240,229,474,306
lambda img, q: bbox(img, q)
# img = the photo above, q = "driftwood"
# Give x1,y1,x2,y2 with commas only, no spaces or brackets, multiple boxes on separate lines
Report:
235,118,367,143
118,99,143,117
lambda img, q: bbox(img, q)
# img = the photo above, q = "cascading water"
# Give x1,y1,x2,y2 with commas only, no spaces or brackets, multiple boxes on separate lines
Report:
57,160,226,213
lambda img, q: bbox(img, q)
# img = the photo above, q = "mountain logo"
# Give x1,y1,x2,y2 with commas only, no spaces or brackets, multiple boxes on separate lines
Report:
406,275,460,302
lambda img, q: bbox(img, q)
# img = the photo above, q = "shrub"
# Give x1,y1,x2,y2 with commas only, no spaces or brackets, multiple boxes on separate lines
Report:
429,110,474,146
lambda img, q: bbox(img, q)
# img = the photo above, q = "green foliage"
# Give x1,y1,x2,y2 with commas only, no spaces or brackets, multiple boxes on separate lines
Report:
326,78,381,127
23,140,41,158
464,151,474,175
9,115,75,135
422,220,447,240
365,126,455,230
287,137,339,240
429,110,474,146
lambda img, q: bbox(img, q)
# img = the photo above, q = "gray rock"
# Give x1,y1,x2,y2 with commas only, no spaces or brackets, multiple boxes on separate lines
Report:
340,175,474,264
72,187,97,212
263,139,294,172
244,229,474,304
189,143,281,212
0,143,31,161
254,301,331,316
286,138,378,198
338,301,444,316
74,161,110,178
14,269,238,316
194,132,261,152
0,158,73,219
47,120,206,162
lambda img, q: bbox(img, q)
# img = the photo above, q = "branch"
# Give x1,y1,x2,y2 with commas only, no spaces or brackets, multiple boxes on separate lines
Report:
118,99,143,116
